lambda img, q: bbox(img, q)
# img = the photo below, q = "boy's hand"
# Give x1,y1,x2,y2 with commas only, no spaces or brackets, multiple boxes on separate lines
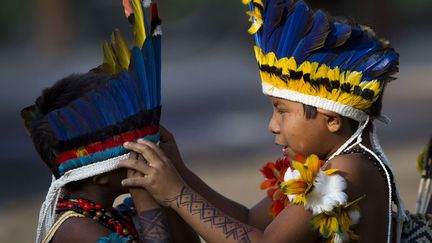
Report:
119,139,185,207
126,152,160,211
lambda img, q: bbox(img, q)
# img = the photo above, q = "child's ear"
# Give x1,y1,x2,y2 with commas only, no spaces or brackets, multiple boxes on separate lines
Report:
92,174,110,185
317,108,342,133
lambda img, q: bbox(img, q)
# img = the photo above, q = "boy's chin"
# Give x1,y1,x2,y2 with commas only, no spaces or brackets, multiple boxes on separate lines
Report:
282,147,296,159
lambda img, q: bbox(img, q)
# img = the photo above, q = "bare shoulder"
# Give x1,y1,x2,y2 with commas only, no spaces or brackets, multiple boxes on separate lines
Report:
326,153,389,241
326,153,386,194
51,216,112,243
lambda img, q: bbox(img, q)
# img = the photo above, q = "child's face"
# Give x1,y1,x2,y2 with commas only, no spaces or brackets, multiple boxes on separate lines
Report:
268,97,330,159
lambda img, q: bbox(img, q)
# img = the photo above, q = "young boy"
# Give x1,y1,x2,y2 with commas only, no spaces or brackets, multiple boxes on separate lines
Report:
22,1,198,242
118,0,407,242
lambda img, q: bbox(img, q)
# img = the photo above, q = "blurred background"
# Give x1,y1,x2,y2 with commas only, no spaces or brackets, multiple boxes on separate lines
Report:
0,0,431,241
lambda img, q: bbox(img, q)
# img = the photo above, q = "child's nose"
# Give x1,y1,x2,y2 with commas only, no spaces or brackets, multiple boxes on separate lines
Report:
268,116,280,134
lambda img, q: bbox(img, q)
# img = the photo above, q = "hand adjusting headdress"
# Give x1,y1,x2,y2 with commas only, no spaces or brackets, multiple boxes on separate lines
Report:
21,1,162,241
243,0,398,122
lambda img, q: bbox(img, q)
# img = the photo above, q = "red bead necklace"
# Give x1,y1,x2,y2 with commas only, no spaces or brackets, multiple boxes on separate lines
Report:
56,196,138,241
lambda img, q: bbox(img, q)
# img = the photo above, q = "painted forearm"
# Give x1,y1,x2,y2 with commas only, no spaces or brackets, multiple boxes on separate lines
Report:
169,185,258,243
137,208,172,243
178,166,250,223
165,208,201,243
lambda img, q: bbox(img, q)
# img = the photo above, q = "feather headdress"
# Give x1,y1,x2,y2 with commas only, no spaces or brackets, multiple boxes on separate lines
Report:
23,0,162,176
244,2,408,242
21,1,162,242
243,0,398,122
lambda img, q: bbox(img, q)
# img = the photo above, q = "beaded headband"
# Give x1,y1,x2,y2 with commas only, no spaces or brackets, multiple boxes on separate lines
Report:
243,0,398,122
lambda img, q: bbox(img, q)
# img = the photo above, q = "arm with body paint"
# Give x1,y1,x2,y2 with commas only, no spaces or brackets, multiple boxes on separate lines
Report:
127,152,199,243
119,140,320,243
157,127,274,230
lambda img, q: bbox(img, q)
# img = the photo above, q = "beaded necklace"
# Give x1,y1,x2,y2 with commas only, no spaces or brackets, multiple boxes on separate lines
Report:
56,196,138,242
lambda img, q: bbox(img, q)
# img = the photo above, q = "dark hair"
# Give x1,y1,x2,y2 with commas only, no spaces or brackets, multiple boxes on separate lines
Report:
302,97,383,131
22,72,114,178
303,104,318,119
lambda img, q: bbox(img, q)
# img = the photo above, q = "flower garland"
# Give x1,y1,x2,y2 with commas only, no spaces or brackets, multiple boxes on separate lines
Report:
260,154,304,217
260,154,364,242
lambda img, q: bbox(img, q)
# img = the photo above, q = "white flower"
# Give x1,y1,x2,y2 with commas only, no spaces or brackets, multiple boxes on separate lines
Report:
284,167,301,181
305,170,348,215
349,209,361,226
283,167,301,202
152,26,163,36
143,0,152,8
333,232,349,243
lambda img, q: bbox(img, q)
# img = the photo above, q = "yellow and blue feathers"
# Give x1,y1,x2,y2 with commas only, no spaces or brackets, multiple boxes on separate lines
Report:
50,0,161,141
43,0,162,175
243,0,398,114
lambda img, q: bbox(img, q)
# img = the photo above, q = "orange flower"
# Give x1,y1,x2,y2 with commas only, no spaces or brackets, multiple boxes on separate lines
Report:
260,157,290,189
122,0,133,17
259,154,323,217
259,156,291,217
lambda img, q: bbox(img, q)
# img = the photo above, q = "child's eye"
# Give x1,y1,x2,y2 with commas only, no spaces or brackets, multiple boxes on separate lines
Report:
278,110,287,114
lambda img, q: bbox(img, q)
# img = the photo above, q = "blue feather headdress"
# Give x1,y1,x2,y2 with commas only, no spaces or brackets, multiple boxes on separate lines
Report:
243,0,398,122
22,0,162,176
23,1,164,242
243,3,409,242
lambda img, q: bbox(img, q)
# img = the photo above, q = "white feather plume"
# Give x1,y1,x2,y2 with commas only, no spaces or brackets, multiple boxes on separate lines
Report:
283,167,301,202
152,25,163,36
143,0,152,8
305,170,348,215
349,209,361,226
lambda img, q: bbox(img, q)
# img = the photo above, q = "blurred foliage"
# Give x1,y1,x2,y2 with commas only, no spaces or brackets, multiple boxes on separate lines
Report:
157,0,210,20
395,0,432,28
0,0,210,45
397,0,432,11
0,0,431,46
0,0,34,43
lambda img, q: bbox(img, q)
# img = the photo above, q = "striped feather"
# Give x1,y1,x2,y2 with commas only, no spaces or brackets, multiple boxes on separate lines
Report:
131,46,151,110
142,39,157,108
111,29,131,71
262,0,294,52
276,0,312,58
70,99,101,131
292,10,330,63
354,50,399,80
99,41,117,74
153,35,162,106
45,0,161,144
131,0,146,47
324,22,352,48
